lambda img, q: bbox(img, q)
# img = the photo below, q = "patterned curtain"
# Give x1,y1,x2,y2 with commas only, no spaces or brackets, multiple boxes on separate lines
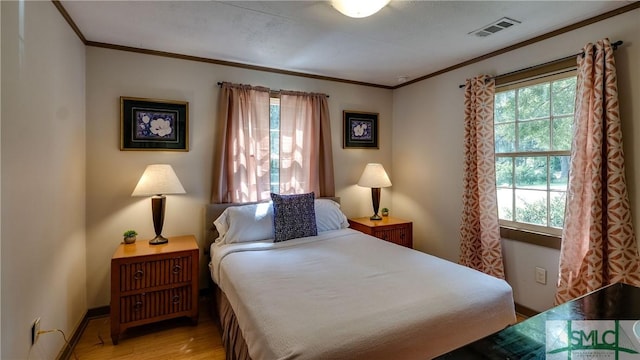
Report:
211,82,271,203
555,39,640,304
279,91,335,197
459,75,505,279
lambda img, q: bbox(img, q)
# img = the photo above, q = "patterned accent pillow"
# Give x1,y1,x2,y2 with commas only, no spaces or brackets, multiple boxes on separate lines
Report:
271,192,317,242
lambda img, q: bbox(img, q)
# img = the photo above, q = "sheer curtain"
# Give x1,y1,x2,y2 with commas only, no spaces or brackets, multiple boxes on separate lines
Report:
212,84,335,203
279,91,335,197
212,82,271,203
459,75,505,279
555,39,640,304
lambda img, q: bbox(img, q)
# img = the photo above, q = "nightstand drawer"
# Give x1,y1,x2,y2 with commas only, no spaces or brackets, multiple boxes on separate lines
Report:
119,285,193,324
373,227,411,248
119,255,193,292
348,217,413,248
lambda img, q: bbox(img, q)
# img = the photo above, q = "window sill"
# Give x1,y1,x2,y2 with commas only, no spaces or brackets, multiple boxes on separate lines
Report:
500,226,561,250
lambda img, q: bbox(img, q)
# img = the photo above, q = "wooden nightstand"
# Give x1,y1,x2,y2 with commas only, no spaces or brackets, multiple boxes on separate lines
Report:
348,216,413,248
110,235,199,344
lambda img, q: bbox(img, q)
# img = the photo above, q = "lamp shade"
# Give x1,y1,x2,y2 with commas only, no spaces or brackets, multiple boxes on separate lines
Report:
357,163,392,188
331,0,390,18
131,164,186,196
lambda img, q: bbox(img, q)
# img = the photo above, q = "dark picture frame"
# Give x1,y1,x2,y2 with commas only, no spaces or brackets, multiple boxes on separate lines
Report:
120,97,189,151
343,110,379,149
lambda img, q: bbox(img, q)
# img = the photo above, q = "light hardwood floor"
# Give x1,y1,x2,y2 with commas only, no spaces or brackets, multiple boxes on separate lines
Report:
516,313,528,323
73,299,225,360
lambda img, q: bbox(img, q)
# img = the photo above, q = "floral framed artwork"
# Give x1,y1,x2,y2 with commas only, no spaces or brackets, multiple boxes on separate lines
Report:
120,97,189,151
343,110,378,149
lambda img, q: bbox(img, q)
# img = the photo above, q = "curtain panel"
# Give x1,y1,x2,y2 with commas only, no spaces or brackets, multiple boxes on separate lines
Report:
459,75,505,279
555,39,640,305
279,90,335,197
212,82,271,203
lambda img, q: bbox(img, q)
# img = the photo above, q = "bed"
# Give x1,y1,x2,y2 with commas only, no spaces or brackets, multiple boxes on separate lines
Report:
206,197,516,360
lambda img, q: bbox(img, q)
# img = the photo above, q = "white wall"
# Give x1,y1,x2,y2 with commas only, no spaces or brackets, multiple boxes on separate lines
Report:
85,48,394,308
392,8,640,312
1,1,86,359
0,1,3,354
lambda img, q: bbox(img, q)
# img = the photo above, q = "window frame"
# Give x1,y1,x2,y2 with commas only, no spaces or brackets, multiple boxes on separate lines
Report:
494,67,577,248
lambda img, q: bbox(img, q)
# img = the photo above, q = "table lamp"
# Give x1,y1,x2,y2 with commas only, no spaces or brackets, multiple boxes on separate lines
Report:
357,163,392,220
132,164,186,245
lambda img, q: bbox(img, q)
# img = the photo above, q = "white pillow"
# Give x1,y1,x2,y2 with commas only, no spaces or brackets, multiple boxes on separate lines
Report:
213,199,347,242
218,202,274,244
315,199,349,232
213,211,229,241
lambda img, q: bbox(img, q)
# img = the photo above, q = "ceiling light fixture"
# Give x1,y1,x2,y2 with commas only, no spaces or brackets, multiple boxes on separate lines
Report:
331,0,390,18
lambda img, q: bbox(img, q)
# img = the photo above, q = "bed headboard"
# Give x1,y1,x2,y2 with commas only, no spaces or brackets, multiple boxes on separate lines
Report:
204,197,340,256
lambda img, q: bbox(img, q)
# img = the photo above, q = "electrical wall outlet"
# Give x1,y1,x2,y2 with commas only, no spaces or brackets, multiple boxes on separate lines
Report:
535,267,547,285
31,318,40,345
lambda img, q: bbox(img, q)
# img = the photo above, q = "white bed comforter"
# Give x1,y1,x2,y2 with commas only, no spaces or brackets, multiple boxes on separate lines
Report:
210,228,515,360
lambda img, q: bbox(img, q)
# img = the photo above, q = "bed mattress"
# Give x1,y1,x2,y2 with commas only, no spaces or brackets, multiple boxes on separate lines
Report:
210,228,515,360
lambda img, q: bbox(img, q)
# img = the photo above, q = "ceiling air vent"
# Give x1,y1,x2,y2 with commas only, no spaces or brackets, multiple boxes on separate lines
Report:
469,17,521,38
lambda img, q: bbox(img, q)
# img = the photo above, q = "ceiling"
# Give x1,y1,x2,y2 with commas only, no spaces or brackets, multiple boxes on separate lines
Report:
60,1,635,88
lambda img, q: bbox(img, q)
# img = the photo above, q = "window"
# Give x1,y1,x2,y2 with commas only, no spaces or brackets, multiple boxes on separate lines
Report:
214,84,331,203
269,97,280,194
494,72,576,236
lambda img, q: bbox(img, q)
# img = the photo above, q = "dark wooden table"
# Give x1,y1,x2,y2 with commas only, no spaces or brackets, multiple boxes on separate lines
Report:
436,283,640,359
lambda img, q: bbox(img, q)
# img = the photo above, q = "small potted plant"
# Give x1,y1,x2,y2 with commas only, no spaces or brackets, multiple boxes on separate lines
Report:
123,230,138,244
381,208,389,217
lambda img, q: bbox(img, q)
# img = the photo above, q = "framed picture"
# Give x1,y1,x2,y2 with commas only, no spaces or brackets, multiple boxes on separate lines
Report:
343,110,378,149
120,97,189,151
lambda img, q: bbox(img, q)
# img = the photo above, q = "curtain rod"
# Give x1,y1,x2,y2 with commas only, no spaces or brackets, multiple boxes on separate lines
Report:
216,82,329,97
457,40,623,89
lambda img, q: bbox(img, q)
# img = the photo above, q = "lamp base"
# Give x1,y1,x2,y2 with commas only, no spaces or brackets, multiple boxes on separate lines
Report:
369,187,382,221
149,235,169,245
